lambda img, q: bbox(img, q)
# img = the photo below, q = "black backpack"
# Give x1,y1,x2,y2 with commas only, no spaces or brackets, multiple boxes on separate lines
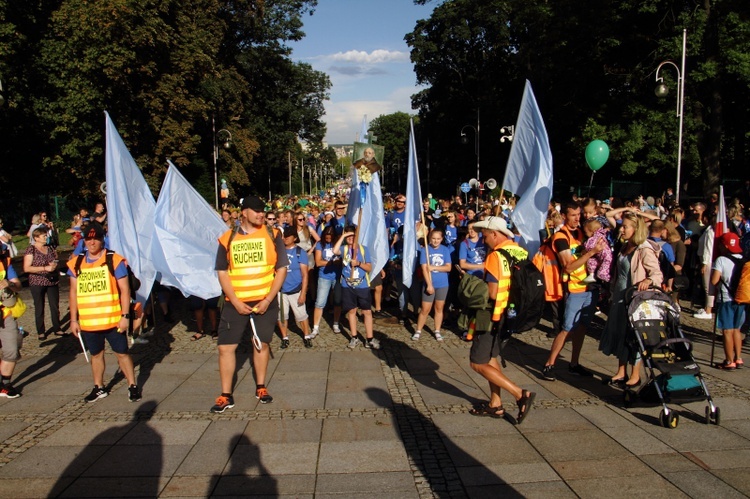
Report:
495,248,545,335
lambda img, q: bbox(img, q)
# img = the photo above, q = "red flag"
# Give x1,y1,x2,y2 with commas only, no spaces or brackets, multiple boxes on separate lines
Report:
714,185,727,238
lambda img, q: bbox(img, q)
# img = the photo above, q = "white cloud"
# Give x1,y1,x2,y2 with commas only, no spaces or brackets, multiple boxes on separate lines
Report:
320,49,410,65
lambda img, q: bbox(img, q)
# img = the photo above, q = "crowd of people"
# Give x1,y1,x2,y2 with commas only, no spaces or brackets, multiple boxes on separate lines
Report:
0,183,748,426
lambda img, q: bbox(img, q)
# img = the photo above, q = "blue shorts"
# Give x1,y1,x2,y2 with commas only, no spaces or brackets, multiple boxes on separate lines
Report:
717,301,746,330
82,328,130,355
562,289,599,332
342,287,371,313
315,277,342,309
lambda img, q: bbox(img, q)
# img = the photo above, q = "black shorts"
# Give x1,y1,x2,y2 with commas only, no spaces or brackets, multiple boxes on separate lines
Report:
341,287,372,313
82,328,129,356
217,299,278,346
469,320,504,364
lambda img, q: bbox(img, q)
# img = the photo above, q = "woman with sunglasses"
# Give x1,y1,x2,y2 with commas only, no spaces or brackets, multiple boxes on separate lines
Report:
295,210,320,300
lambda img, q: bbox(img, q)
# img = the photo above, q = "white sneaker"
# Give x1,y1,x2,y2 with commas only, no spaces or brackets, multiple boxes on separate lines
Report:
309,327,319,339
434,332,443,342
332,323,341,333
412,332,421,341
694,309,713,319
348,337,362,349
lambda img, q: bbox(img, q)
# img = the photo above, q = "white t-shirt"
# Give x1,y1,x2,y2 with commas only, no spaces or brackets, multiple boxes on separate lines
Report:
713,254,743,302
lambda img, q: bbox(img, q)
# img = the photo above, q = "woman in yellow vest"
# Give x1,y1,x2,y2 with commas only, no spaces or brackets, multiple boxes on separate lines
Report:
0,248,23,398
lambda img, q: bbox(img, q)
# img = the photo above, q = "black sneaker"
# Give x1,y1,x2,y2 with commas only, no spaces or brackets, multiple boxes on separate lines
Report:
210,394,235,413
541,365,556,381
568,364,594,377
256,387,273,404
280,338,290,349
304,337,313,348
0,384,21,399
84,386,108,403
128,384,142,402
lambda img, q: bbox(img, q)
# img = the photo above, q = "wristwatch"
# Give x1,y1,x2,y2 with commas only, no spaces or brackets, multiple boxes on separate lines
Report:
121,313,131,319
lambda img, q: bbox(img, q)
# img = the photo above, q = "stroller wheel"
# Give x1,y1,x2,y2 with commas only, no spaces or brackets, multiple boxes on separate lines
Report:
660,409,679,429
623,390,634,408
704,407,711,425
709,406,721,426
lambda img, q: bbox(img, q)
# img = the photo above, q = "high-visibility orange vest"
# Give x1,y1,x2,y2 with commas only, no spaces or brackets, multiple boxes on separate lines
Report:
485,241,528,321
68,251,124,331
552,226,588,294
219,227,278,302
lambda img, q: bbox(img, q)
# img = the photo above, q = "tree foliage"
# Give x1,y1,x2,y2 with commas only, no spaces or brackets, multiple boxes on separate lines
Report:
0,0,329,204
408,0,750,198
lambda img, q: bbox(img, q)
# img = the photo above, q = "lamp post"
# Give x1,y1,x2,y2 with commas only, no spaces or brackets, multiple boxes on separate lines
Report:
287,152,298,196
212,116,232,209
460,108,480,210
655,28,687,206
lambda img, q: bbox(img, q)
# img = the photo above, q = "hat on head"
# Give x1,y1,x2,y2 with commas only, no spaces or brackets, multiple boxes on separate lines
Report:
240,195,266,212
282,226,298,239
720,232,742,254
473,216,514,239
85,222,106,240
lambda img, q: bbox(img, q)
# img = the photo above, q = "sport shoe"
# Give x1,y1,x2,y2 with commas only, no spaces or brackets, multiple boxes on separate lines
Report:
128,384,142,402
366,337,381,350
568,364,594,377
412,332,421,341
0,384,21,399
280,338,290,349
348,337,362,349
304,337,313,348
332,323,341,333
694,309,713,319
256,387,273,404
210,394,235,413
541,365,556,381
84,386,109,403
309,327,319,339
434,332,444,342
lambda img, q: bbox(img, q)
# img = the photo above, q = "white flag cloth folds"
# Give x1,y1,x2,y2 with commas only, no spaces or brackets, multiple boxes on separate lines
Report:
152,162,227,299
359,114,368,142
402,119,423,288
503,80,554,255
104,111,157,305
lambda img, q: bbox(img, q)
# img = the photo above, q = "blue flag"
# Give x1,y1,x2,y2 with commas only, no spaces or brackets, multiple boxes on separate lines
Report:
402,119,423,288
152,162,227,299
502,80,553,255
104,111,157,305
359,114,368,142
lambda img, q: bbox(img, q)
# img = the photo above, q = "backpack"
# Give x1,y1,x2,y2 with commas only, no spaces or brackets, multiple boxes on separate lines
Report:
496,248,545,335
728,255,750,304
456,272,493,333
74,250,141,302
532,237,564,302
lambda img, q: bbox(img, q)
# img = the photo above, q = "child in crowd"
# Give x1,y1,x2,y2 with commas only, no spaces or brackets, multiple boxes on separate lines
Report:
583,218,612,283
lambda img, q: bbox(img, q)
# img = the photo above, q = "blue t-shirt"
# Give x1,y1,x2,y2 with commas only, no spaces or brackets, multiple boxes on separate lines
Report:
458,237,487,278
315,241,341,281
388,210,406,232
419,244,452,288
340,244,370,289
650,237,675,263
281,246,305,294
2,257,19,280
444,225,458,247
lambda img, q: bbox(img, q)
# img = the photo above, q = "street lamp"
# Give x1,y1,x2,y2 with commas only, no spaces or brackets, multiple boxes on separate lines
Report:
655,28,687,205
460,108,480,210
212,116,232,209
500,125,515,143
288,152,298,196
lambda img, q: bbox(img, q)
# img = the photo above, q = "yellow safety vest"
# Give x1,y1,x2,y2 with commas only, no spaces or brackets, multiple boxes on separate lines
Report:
219,227,278,302
68,252,124,331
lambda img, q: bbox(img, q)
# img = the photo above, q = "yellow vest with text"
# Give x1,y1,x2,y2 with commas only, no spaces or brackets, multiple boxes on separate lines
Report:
552,226,588,294
219,227,278,302
68,252,124,331
485,240,528,321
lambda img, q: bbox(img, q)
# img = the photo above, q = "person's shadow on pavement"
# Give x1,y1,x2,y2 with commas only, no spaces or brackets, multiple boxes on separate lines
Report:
49,400,163,498
208,434,278,496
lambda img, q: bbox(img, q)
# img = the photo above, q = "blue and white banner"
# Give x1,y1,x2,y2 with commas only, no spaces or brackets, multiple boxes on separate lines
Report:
402,119,423,288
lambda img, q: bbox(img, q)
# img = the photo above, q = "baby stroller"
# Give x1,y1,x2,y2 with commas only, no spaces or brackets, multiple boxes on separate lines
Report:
622,288,719,428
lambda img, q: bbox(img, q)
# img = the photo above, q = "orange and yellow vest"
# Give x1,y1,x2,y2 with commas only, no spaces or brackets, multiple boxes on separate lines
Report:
485,240,528,321
219,227,278,302
67,251,125,331
552,226,587,294
0,256,12,319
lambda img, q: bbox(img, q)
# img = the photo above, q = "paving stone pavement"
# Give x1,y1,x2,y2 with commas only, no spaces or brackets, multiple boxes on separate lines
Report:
2,274,750,498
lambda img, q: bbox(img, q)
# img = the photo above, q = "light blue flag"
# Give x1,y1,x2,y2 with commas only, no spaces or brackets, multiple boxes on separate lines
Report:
152,162,227,299
346,169,388,279
359,114,368,142
502,80,554,255
104,111,157,305
402,119,423,288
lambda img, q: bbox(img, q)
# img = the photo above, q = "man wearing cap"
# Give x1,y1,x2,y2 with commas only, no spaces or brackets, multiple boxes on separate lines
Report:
541,201,606,381
468,216,535,423
67,223,142,403
711,231,746,370
211,196,288,413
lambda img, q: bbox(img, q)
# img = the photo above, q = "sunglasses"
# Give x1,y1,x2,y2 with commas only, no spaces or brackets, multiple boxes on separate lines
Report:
297,218,305,221
396,200,405,203
266,217,276,220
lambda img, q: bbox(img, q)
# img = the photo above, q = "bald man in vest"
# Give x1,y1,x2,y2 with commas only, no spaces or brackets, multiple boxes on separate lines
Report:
211,196,288,413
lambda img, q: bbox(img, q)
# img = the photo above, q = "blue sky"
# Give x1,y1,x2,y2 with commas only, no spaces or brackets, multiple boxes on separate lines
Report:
289,0,435,144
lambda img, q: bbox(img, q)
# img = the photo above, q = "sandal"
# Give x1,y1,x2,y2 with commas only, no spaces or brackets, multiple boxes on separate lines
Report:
38,334,47,341
736,359,744,368
54,331,71,337
469,404,505,418
719,361,737,370
191,332,206,341
210,331,218,340
605,377,627,388
516,390,536,425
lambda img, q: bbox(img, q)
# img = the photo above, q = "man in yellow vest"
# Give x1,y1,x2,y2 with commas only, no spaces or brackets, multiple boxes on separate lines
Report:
468,217,535,424
67,223,141,403
211,196,288,413
541,201,606,381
